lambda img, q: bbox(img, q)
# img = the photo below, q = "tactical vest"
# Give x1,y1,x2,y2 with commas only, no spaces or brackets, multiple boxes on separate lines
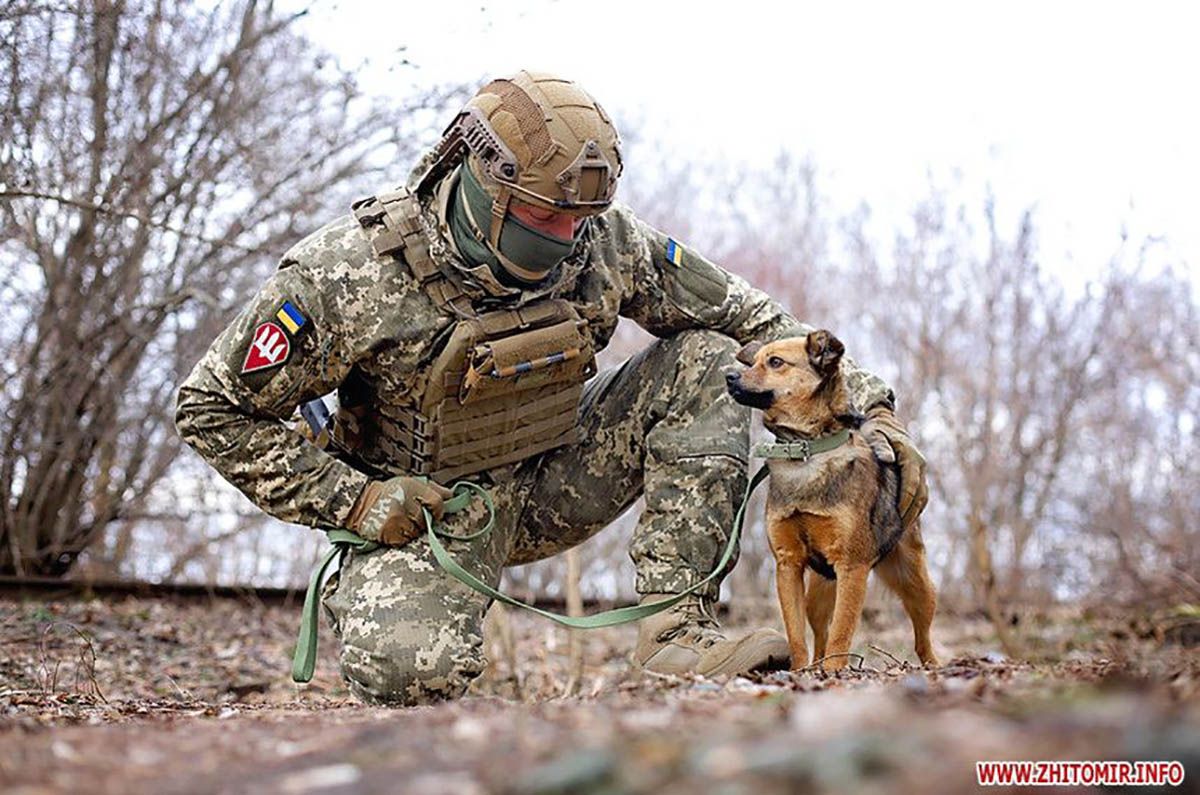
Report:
350,188,597,483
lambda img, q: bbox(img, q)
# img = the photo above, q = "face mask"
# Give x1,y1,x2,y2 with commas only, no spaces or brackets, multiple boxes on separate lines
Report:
450,164,582,285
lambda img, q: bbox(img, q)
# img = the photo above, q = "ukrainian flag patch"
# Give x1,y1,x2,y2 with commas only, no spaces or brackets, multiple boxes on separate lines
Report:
665,238,684,267
276,300,306,335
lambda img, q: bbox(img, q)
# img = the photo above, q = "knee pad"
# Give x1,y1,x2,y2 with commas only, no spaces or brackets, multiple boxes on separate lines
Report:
339,630,486,707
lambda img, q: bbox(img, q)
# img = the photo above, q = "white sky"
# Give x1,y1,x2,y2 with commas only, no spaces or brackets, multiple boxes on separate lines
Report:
296,0,1199,285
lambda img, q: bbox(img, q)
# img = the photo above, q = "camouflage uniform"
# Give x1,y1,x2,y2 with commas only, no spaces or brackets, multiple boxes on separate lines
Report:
175,175,894,705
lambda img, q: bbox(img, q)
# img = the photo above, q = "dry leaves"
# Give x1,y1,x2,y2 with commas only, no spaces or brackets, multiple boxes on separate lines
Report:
1,595,1198,794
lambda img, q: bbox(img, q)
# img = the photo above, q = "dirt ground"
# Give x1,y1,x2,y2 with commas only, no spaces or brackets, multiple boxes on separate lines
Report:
1,591,1197,794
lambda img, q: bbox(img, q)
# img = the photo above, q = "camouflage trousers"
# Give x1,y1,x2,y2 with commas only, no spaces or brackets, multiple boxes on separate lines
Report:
322,329,750,706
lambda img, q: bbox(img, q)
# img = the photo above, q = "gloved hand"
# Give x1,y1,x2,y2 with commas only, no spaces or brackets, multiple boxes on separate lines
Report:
345,476,454,546
861,406,929,529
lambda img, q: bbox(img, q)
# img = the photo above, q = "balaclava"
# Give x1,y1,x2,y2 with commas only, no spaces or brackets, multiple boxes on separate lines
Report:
448,161,583,286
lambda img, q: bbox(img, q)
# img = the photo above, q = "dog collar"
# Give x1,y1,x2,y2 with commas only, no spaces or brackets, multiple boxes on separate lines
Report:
754,429,852,462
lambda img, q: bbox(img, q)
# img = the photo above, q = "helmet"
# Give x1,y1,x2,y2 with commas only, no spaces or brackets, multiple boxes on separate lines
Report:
419,71,623,282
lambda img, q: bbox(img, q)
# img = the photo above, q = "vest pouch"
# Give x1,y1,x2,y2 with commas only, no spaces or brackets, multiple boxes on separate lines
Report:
460,319,594,406
404,297,597,482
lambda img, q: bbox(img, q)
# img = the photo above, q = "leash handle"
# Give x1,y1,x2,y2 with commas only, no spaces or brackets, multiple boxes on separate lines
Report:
292,480,485,683
292,466,768,682
427,481,494,541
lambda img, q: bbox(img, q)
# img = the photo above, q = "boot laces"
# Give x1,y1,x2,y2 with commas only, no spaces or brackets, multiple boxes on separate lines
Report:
664,597,724,648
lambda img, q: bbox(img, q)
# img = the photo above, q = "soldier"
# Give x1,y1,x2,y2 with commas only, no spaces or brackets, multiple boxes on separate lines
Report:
175,71,928,706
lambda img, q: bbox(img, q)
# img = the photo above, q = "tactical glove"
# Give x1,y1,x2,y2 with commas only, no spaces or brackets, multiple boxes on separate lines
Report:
345,476,454,546
861,406,929,529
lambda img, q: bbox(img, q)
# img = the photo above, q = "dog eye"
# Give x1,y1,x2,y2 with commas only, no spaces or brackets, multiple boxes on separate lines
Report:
767,356,786,369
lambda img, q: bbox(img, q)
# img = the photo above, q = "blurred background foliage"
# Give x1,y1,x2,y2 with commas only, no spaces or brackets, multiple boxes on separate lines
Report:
1,1,1195,622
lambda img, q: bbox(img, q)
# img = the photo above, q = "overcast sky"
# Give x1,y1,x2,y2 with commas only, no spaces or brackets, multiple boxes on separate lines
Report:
295,0,1198,286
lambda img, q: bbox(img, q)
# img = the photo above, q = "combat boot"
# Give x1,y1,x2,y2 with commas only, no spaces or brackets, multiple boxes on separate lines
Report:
633,594,791,676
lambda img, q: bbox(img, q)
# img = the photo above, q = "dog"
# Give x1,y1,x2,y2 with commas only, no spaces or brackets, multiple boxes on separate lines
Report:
726,330,939,671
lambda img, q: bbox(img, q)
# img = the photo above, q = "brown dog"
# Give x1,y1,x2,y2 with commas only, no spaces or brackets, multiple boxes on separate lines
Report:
726,331,939,671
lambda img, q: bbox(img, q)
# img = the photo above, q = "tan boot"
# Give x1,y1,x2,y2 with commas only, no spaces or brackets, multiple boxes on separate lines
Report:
633,594,791,676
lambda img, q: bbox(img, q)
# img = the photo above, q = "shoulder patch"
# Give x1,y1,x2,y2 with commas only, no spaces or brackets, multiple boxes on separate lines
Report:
241,321,291,374
275,300,307,334
665,238,684,267
655,233,730,318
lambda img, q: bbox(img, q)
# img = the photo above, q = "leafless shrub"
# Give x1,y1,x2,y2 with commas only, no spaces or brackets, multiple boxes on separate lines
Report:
37,621,106,702
0,1,461,575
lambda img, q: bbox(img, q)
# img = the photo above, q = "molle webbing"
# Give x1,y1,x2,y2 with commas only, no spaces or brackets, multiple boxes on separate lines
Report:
420,299,595,481
352,190,433,277
351,189,473,315
350,188,596,482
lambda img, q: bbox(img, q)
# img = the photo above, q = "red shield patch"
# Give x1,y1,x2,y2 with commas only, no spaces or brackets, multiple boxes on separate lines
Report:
241,321,291,374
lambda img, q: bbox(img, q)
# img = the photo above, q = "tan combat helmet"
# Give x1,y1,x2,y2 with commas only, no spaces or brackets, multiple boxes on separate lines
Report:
419,70,623,252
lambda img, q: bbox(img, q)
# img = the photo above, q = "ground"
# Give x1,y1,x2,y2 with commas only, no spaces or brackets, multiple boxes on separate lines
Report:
1,591,1197,794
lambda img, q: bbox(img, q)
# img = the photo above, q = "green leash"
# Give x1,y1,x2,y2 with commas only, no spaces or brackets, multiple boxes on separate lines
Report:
292,465,769,683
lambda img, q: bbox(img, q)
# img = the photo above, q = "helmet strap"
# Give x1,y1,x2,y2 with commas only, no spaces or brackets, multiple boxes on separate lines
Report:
488,184,510,252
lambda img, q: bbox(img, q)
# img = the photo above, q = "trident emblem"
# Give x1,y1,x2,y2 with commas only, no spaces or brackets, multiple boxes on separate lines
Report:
241,321,291,373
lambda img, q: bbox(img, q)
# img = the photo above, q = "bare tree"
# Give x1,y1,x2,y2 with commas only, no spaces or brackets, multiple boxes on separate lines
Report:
1063,265,1200,604
845,189,1199,622
0,0,458,575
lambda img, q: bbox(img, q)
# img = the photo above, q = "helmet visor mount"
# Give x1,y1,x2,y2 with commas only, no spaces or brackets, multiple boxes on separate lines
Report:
429,107,616,215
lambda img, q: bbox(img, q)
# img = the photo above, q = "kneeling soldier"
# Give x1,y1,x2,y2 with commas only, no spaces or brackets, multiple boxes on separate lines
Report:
175,71,928,706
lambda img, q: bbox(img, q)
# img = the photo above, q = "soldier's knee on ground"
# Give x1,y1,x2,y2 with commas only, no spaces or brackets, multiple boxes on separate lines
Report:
338,628,486,707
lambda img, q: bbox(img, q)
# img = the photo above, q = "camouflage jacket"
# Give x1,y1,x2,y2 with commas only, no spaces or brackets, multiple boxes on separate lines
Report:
175,190,895,531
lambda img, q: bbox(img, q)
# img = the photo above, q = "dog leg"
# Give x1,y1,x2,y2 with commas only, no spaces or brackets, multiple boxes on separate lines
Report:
805,573,836,664
876,523,940,667
768,518,809,669
823,562,870,671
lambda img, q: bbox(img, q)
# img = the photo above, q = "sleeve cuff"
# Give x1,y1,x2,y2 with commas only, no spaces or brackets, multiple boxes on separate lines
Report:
327,465,373,530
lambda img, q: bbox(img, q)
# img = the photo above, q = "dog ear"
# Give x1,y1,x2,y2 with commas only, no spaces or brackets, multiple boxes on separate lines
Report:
806,330,845,375
736,341,764,366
